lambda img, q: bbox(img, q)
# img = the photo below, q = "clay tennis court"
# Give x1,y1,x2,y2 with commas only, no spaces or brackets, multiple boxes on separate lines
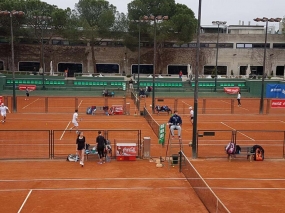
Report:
1,96,285,212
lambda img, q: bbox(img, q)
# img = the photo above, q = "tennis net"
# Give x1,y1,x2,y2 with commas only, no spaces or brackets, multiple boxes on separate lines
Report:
144,107,159,138
180,151,231,213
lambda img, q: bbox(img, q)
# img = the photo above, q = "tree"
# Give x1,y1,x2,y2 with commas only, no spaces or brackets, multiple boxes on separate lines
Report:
127,0,197,73
75,0,116,73
0,0,70,69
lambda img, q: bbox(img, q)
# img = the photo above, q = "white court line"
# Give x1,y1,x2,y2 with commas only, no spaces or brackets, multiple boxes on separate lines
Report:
59,121,71,140
0,177,184,182
0,187,188,192
2,177,285,182
78,100,83,108
221,122,255,141
220,100,231,105
22,98,40,109
181,101,191,107
2,186,285,193
17,189,32,213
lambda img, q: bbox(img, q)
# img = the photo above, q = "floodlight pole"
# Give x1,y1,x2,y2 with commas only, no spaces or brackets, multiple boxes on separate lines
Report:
214,22,220,92
0,10,24,112
253,17,281,114
138,22,141,92
212,21,226,92
10,12,17,112
192,0,202,159
259,19,268,114
152,19,157,114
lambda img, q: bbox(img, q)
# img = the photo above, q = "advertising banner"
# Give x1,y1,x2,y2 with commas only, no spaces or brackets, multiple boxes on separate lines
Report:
224,87,240,94
266,84,285,98
271,99,285,108
116,143,137,156
18,85,36,91
0,96,2,104
158,123,166,145
111,105,123,115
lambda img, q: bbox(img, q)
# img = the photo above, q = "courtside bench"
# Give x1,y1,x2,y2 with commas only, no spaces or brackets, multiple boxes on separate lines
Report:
227,145,255,162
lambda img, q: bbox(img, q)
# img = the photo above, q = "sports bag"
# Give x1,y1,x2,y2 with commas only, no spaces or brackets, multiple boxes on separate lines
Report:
225,142,235,154
66,154,78,162
252,145,264,161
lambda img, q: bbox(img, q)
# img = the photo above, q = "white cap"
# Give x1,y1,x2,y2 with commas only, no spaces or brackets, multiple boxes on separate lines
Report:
189,106,192,109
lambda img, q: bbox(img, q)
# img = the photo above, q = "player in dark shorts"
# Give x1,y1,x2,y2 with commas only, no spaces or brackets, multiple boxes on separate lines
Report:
76,131,86,167
96,131,106,164
25,87,30,100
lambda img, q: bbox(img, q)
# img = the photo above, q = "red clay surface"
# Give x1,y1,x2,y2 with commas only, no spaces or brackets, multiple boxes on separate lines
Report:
1,96,285,212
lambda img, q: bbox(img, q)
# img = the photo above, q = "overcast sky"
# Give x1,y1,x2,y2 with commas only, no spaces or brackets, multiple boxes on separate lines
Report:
44,0,284,28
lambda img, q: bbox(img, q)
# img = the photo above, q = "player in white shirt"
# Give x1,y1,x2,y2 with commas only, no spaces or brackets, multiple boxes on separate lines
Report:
189,106,194,124
70,109,79,133
0,103,10,123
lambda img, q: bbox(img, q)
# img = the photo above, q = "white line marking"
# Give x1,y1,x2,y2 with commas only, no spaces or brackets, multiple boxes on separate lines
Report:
2,177,285,183
78,100,83,108
17,189,32,213
1,186,285,193
60,121,71,140
22,98,40,109
0,178,185,182
220,100,231,105
221,122,255,141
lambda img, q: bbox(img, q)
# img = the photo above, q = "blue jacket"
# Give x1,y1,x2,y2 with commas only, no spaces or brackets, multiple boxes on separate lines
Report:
168,114,182,125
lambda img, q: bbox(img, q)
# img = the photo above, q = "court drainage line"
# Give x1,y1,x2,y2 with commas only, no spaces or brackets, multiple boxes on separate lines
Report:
60,121,71,140
221,122,255,141
22,98,40,109
17,189,32,213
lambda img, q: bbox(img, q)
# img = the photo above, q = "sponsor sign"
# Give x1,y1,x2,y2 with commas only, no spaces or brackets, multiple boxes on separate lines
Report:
224,87,240,94
266,84,285,99
116,143,137,156
0,96,2,104
112,105,123,115
271,99,285,108
18,85,36,91
158,123,166,145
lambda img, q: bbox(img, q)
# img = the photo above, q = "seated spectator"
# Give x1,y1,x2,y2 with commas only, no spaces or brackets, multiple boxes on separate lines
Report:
139,88,146,98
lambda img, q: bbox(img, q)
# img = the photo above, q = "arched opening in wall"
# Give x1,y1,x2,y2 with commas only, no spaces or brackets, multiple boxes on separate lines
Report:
204,66,227,75
276,66,285,76
18,61,40,74
168,65,187,75
58,63,82,77
131,64,153,75
96,63,119,73
0,61,3,70
239,66,263,75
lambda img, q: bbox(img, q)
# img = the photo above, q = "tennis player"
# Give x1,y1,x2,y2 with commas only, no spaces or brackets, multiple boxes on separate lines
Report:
25,87,30,100
70,109,79,133
189,106,194,124
0,103,10,123
76,131,85,167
